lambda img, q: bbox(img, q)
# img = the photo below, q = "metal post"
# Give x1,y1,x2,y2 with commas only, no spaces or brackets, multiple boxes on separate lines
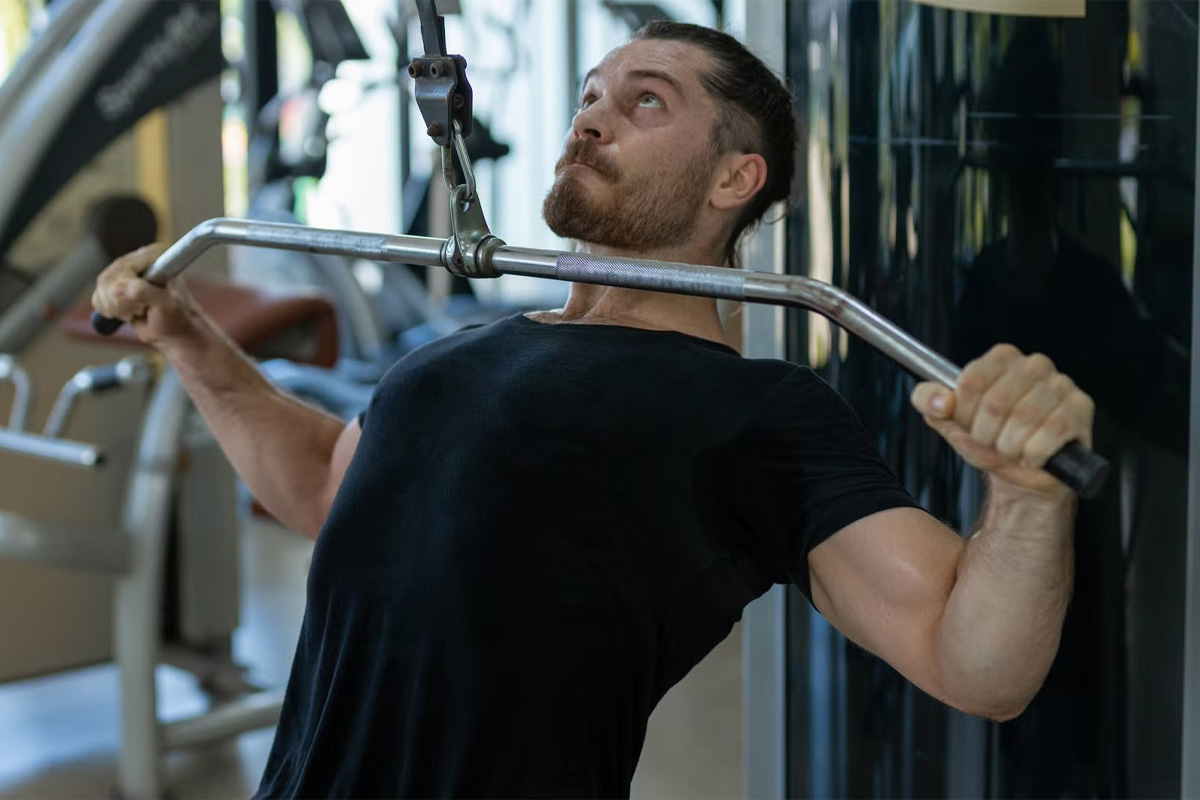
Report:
114,370,189,798
1180,29,1200,800
733,2,789,795
396,0,411,197
241,0,277,123
565,0,580,133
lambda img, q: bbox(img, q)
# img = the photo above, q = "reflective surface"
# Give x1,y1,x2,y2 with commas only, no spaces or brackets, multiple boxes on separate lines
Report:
786,1,1195,797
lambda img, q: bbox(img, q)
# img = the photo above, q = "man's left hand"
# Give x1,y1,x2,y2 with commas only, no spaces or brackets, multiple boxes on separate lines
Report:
911,344,1095,498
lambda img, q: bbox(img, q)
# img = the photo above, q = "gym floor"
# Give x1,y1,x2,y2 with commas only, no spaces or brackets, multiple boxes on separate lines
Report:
0,519,743,798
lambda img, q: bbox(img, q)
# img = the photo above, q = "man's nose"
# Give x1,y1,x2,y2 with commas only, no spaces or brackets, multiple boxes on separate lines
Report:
570,99,613,143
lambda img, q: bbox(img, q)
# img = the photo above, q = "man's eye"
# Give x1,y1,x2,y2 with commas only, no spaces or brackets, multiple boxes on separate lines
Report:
638,93,663,108
579,95,596,110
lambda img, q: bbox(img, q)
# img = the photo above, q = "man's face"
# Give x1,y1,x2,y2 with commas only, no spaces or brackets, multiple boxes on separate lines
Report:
542,40,722,252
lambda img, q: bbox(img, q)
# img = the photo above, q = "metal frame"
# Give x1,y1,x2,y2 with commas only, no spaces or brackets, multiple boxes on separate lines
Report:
0,3,285,795
0,0,155,235
0,0,96,125
113,370,281,796
1181,32,1200,800
732,0,789,796
0,364,279,798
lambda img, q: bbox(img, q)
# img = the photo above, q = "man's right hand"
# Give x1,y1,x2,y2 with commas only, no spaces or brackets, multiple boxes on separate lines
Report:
92,244,203,348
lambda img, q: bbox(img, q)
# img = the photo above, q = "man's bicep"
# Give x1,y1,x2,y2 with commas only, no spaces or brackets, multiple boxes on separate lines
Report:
319,417,362,518
808,507,964,704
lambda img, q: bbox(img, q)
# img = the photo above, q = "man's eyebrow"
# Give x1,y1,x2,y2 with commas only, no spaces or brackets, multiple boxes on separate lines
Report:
627,69,685,96
579,67,686,97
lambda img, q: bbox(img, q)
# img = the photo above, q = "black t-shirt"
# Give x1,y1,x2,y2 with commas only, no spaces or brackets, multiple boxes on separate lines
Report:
256,313,919,798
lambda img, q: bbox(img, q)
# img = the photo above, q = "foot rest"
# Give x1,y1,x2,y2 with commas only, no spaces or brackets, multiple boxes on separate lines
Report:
61,280,339,367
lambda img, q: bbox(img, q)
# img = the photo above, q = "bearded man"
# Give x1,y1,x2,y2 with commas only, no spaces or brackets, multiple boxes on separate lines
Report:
93,20,1093,800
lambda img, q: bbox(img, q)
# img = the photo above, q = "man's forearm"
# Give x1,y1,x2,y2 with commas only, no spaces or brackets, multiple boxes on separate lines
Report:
160,312,346,536
932,479,1075,720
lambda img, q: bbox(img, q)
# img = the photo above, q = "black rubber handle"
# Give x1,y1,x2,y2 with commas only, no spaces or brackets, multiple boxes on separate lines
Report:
1044,440,1109,499
85,363,124,392
87,194,158,336
91,310,124,336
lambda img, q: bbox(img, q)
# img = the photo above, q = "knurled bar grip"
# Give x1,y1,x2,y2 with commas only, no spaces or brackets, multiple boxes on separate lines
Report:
89,218,1109,497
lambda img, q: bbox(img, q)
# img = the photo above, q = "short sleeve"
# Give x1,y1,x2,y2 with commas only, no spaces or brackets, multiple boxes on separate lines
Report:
712,367,920,599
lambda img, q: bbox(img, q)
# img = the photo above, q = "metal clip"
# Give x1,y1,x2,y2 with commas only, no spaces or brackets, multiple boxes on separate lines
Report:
446,184,502,279
440,119,477,202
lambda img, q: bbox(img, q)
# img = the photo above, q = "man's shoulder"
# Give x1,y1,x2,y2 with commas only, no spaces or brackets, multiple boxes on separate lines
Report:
736,363,867,433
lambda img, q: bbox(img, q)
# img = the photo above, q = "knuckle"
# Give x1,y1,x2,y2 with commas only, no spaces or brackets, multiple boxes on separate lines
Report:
1045,415,1073,439
1025,353,1055,374
957,372,987,398
981,391,1012,417
996,437,1023,460
1009,401,1041,427
988,343,1022,362
1048,373,1076,394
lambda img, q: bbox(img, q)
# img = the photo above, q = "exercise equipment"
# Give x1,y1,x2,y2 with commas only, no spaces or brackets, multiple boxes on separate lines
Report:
0,3,339,796
92,0,1110,498
236,0,521,420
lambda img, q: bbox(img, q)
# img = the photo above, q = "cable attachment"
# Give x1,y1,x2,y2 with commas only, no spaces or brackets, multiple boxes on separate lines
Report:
445,184,502,279
440,119,477,201
409,0,472,149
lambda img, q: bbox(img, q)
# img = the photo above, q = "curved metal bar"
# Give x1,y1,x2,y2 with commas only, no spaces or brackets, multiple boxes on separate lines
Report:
128,220,963,389
0,354,33,432
139,219,446,285
94,217,1107,496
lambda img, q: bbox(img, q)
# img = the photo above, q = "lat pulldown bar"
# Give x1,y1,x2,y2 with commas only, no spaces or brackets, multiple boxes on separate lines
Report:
89,216,1110,498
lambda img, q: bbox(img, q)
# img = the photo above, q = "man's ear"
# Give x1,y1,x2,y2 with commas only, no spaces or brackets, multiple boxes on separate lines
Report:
710,153,768,212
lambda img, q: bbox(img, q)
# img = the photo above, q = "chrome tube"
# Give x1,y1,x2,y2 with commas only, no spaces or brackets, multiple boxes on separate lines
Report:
129,222,992,390
42,372,88,439
133,223,966,389
0,354,32,431
0,235,109,354
745,273,961,387
140,218,447,283
0,427,103,467
161,689,284,749
491,249,962,386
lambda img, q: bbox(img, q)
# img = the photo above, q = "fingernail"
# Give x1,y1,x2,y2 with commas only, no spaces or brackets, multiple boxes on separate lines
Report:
930,393,947,416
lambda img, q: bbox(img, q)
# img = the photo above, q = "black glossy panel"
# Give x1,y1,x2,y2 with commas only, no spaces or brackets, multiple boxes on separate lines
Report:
785,2,1194,797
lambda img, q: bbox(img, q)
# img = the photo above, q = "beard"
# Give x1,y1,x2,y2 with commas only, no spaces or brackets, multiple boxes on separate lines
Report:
542,138,714,251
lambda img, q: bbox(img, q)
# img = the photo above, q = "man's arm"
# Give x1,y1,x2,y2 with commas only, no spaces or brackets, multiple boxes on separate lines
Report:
808,344,1090,721
93,245,360,539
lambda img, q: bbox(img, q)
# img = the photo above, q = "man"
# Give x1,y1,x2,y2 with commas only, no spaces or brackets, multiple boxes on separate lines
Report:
93,21,1092,799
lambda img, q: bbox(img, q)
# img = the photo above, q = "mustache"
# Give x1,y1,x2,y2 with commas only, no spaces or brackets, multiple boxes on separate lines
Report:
555,140,619,181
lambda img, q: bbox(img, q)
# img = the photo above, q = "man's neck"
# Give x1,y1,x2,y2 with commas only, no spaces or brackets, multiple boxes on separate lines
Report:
537,241,733,348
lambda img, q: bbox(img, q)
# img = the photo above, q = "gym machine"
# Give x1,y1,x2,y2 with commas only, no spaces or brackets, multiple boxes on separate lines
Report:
93,0,1110,499
0,3,332,797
